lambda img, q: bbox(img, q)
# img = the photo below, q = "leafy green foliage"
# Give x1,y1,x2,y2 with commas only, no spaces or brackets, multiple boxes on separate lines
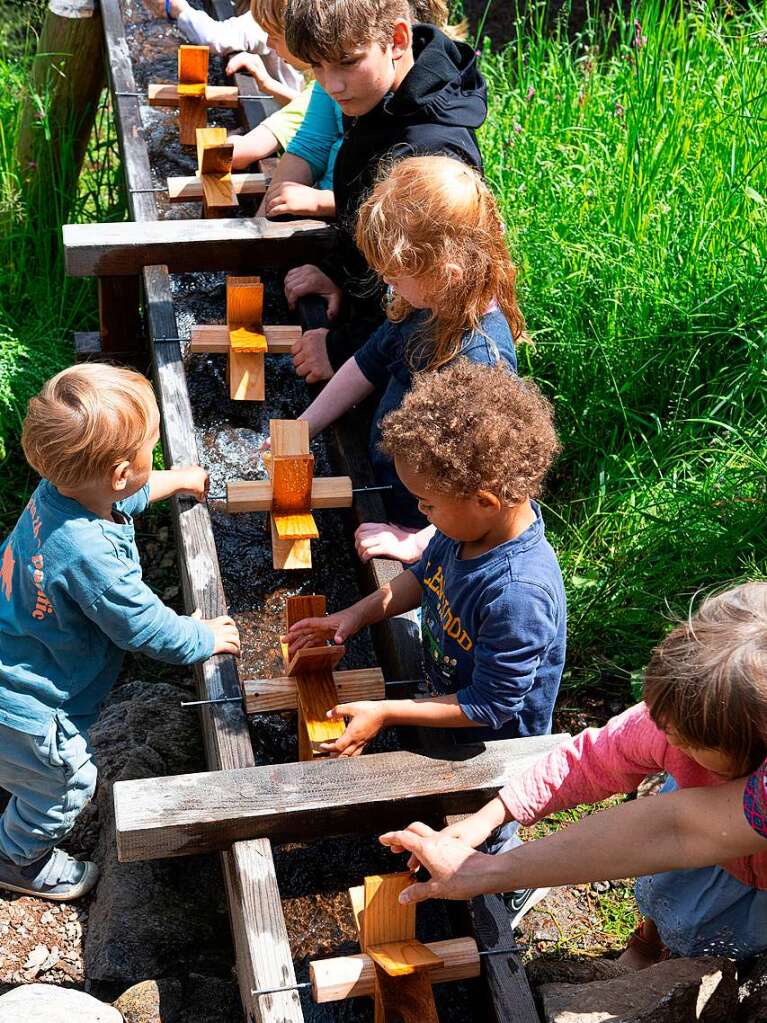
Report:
480,0,767,685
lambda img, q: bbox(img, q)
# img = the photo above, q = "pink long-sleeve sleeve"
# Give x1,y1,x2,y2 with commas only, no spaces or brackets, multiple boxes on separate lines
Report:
500,702,693,824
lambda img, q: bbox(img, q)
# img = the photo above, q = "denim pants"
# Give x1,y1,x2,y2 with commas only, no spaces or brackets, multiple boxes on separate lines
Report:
0,713,97,865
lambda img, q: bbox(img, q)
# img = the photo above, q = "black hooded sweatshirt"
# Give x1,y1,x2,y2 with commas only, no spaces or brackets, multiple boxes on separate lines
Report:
321,24,488,369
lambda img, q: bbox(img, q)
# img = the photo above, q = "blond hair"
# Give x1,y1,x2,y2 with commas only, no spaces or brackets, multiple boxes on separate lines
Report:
644,582,767,777
22,364,158,490
250,0,285,36
356,156,525,371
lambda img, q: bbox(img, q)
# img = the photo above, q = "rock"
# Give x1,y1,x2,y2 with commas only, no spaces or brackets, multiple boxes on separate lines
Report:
84,680,233,987
23,945,49,972
539,955,738,1023
528,957,629,987
591,880,611,894
113,978,183,1023
737,951,767,1022
0,984,123,1022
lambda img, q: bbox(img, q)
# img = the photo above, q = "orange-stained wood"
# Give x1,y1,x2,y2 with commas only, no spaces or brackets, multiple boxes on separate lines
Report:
272,454,314,516
367,941,444,978
273,513,319,541
178,44,209,85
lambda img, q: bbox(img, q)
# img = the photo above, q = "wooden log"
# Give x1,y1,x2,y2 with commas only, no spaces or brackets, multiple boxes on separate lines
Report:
17,0,105,195
168,171,267,202
63,218,335,277
243,667,384,714
113,733,566,861
310,937,479,1003
190,324,299,355
226,476,352,513
148,83,240,108
99,5,301,1019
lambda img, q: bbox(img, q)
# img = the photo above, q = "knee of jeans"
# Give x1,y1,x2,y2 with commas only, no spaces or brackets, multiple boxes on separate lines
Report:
62,757,98,821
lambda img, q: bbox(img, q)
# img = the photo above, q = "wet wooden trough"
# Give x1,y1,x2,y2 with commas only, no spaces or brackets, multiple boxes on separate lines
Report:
65,2,564,1020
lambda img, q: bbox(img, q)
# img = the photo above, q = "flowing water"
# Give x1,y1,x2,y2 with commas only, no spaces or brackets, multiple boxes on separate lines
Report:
120,3,479,1018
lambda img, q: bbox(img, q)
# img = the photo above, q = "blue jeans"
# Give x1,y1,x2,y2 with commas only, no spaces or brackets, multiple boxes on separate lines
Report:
0,713,97,865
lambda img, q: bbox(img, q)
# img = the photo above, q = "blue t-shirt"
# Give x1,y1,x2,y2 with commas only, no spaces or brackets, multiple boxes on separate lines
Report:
0,480,214,735
354,308,517,527
285,82,344,191
409,502,566,742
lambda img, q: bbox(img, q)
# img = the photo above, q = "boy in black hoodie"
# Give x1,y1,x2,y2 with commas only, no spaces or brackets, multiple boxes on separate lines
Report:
281,0,487,382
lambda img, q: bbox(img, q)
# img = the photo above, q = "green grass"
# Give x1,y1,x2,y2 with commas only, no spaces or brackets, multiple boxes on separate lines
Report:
0,20,125,533
480,0,767,686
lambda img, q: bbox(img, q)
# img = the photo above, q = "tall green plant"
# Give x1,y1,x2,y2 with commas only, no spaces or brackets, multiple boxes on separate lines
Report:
480,0,767,683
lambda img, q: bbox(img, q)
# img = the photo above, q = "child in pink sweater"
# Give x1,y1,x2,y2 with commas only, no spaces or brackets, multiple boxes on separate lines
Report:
386,582,767,967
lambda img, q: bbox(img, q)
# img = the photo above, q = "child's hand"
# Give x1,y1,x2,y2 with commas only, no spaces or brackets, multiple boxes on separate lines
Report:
320,700,389,757
178,465,209,502
204,615,241,656
265,182,328,218
354,523,426,564
292,328,333,384
283,265,342,320
226,52,279,94
286,606,364,655
145,0,187,17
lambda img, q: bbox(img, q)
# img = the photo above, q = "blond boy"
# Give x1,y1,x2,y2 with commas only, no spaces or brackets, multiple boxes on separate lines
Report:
0,365,239,900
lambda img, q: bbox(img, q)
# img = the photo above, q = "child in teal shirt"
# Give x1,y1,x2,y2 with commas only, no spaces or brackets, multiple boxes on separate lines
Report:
0,365,240,900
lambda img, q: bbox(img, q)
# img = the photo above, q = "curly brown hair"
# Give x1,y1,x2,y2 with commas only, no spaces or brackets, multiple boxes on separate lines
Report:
379,360,560,503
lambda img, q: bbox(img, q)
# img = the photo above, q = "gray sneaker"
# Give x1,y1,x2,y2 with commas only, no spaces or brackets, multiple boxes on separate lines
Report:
0,848,99,901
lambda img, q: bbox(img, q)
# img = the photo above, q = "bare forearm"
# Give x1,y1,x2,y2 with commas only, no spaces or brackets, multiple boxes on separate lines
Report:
230,126,279,169
481,780,764,894
384,695,479,729
349,570,422,630
267,152,314,189
148,468,193,503
301,358,374,437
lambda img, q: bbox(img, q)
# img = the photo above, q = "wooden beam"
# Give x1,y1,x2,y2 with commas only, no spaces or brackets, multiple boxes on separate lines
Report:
190,324,299,355
362,874,415,949
179,44,208,84
285,645,345,678
63,218,335,277
168,171,267,202
269,515,311,570
226,476,352,513
243,667,384,714
310,937,479,1003
99,4,301,1019
148,83,240,108
113,733,566,861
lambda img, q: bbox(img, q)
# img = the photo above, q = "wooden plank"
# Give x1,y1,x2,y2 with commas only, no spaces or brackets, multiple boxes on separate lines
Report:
113,733,567,860
296,670,346,756
286,594,325,630
310,937,479,1003
368,940,443,978
286,645,345,677
99,5,301,1020
271,418,309,457
243,667,384,714
226,476,352,513
177,82,206,97
362,874,415,949
190,324,298,355
272,454,314,515
168,171,267,202
179,44,209,85
179,95,207,146
227,274,262,326
273,513,319,541
63,218,335,277
229,349,264,400
270,515,311,570
229,327,267,353
373,969,440,1023
197,129,233,174
148,83,239,108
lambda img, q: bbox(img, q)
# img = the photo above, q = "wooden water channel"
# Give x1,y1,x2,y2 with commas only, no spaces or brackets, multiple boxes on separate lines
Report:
65,2,561,1020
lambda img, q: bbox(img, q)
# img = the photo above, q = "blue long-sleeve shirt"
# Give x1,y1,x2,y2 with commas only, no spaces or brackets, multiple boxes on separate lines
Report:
409,503,566,741
285,82,343,191
0,480,214,735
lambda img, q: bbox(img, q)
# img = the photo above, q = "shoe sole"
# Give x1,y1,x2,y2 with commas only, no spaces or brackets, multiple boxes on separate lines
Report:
508,886,552,930
0,862,99,902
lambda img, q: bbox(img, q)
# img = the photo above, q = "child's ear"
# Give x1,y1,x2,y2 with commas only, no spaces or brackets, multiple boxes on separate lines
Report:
476,489,501,512
111,459,131,493
391,18,412,61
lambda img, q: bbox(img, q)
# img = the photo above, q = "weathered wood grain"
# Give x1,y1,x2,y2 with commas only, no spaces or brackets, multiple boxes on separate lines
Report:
100,5,300,1019
243,667,384,714
64,217,335,276
310,937,479,1003
167,171,267,202
148,82,240,108
114,734,565,861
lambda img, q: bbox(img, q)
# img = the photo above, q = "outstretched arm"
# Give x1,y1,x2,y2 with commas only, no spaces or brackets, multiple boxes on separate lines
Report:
380,778,767,904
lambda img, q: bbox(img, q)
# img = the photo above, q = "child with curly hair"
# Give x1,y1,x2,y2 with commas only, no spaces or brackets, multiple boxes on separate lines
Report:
288,360,565,922
291,155,522,564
